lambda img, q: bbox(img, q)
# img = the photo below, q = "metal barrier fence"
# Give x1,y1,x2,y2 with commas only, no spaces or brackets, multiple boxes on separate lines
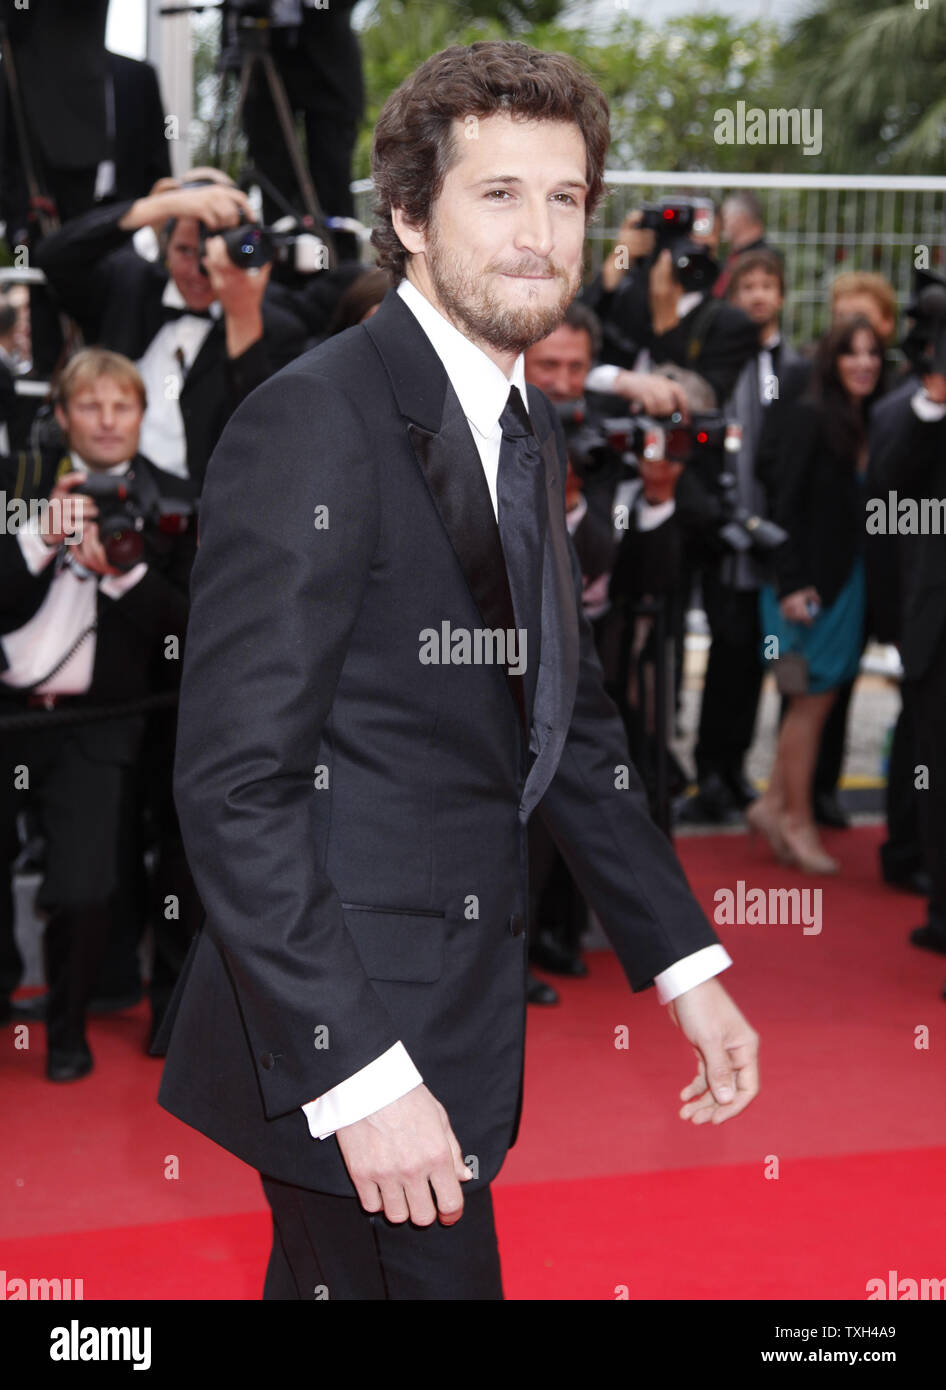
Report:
353,171,946,350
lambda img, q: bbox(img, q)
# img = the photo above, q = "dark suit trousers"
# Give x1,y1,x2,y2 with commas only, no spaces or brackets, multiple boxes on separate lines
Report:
695,570,763,784
880,690,923,882
906,638,946,928
0,707,137,1041
260,1173,504,1300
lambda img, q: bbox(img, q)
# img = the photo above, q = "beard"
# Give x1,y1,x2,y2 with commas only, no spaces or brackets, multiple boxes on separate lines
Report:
425,220,579,356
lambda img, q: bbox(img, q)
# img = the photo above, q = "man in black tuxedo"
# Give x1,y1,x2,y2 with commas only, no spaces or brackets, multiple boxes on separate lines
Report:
33,183,306,493
869,370,946,972
156,42,760,1300
0,349,194,1079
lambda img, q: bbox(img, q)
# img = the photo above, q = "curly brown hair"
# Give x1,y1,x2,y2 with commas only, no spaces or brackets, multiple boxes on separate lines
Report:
370,41,611,280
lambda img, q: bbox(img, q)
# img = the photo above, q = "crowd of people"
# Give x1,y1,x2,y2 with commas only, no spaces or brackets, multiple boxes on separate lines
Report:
1,84,944,1074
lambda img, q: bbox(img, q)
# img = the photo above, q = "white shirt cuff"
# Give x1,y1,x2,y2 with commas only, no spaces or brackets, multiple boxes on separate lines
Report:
911,388,946,422
99,562,148,599
301,1041,423,1140
17,526,60,575
584,363,621,393
635,496,676,531
654,944,733,1005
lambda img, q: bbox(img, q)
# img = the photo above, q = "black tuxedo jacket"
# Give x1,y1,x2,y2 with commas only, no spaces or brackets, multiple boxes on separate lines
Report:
869,391,946,680
0,449,194,762
33,201,307,492
156,288,722,1196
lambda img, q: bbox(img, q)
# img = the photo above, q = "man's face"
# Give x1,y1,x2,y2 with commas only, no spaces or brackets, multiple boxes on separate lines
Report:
166,216,217,311
524,324,592,403
832,291,895,347
730,269,783,330
55,376,143,470
397,113,588,364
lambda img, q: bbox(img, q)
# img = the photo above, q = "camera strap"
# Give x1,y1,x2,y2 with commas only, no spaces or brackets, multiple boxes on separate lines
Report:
686,296,723,365
16,619,98,695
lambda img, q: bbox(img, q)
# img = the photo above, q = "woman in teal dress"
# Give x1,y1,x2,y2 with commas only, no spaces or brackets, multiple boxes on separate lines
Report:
749,316,884,873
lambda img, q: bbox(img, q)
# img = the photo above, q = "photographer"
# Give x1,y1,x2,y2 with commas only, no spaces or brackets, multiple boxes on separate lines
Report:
33,182,307,492
683,248,804,824
0,349,194,1080
582,198,758,404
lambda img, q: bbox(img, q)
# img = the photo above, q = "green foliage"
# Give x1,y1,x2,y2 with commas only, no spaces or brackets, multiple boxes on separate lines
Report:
780,0,946,173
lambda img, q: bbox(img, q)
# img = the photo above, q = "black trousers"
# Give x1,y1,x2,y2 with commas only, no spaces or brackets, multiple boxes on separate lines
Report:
0,710,138,1045
695,571,763,786
880,689,923,882
260,1172,504,1301
907,637,946,928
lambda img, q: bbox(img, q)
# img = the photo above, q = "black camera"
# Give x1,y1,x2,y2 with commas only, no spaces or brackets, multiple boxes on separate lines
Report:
554,399,639,480
198,219,327,274
637,410,787,554
902,268,946,377
638,197,719,295
639,197,715,247
72,470,196,572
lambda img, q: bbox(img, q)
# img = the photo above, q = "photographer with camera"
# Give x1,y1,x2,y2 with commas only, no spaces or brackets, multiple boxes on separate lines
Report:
682,248,804,824
749,316,885,874
519,304,696,984
0,349,195,1080
582,197,758,405
33,181,307,492
868,277,946,982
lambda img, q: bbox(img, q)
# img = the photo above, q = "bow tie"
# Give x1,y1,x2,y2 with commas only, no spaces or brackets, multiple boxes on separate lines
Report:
160,304,217,324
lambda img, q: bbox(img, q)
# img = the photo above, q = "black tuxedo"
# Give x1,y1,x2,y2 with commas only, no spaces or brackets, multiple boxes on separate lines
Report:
33,201,307,492
0,447,195,1046
0,449,193,710
155,289,722,1249
870,395,946,927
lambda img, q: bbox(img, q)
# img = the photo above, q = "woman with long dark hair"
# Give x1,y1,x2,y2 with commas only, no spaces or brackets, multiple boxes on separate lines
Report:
748,315,884,872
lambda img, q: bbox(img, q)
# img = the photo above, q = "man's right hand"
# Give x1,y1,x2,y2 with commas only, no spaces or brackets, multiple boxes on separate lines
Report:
335,1083,471,1227
42,473,94,548
120,185,255,235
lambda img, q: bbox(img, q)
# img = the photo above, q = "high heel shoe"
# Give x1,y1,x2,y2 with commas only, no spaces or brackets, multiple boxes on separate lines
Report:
777,821,840,875
745,800,796,866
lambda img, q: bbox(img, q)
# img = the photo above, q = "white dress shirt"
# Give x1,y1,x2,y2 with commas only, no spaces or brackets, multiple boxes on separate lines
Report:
1,455,147,694
301,277,732,1140
136,281,221,479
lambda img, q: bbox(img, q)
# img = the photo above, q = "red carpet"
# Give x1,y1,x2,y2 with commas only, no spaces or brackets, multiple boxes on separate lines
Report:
3,824,944,1299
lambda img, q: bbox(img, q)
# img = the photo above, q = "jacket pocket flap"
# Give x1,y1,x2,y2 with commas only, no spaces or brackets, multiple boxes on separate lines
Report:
341,906,445,983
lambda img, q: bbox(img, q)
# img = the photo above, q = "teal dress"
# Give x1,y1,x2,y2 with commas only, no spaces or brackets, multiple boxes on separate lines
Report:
759,475,867,694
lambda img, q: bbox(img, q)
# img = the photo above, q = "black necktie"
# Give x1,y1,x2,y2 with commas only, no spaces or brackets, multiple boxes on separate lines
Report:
497,385,545,728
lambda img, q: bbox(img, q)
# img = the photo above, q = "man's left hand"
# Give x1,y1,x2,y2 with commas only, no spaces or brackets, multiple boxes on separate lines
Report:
667,977,759,1125
202,235,270,358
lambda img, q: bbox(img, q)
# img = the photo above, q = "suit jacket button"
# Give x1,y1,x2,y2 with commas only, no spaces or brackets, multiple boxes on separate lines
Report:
260,1052,275,1070
508,914,525,937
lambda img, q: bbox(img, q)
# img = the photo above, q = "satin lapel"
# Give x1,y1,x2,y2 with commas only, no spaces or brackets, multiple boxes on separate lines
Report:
364,291,526,730
518,401,580,823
